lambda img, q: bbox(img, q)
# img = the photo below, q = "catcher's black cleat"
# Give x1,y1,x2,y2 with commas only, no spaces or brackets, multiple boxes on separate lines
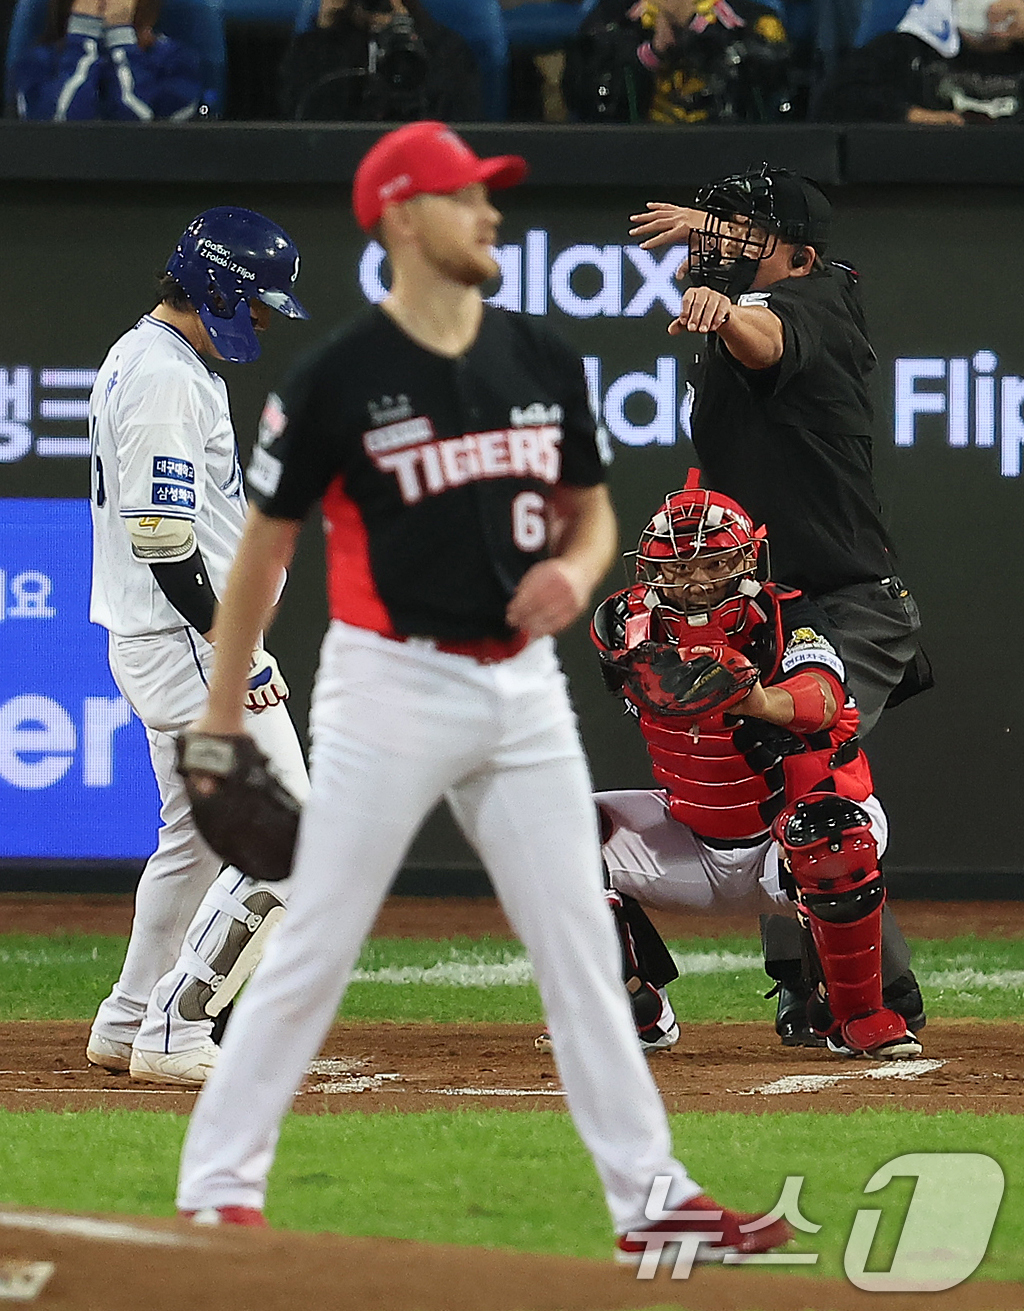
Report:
767,982,827,1048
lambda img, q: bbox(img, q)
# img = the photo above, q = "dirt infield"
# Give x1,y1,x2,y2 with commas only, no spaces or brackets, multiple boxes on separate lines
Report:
1,1017,1021,1115
2,893,1023,939
0,1206,1020,1311
1,896,1021,1310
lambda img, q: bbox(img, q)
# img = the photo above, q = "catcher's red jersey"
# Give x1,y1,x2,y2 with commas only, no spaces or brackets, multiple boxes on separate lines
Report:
592,584,873,841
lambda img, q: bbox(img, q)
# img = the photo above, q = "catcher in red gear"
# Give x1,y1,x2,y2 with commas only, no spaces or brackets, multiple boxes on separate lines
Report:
565,471,925,1061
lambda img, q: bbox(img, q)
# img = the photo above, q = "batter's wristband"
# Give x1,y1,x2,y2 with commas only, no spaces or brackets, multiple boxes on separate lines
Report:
782,672,835,733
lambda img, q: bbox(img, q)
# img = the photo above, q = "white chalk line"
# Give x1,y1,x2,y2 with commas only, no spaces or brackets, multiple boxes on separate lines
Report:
347,951,1024,991
425,1087,566,1097
738,1058,948,1096
0,1211,205,1247
2,944,1024,991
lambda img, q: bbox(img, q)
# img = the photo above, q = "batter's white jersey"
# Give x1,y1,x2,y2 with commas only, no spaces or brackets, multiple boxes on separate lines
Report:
89,315,247,638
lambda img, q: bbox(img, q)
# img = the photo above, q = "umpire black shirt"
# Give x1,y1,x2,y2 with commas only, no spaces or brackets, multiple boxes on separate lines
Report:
690,263,896,598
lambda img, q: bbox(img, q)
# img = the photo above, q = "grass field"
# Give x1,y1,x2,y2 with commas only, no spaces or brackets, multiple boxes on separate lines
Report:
0,927,1020,1297
1,931,1023,1023
0,1107,1020,1281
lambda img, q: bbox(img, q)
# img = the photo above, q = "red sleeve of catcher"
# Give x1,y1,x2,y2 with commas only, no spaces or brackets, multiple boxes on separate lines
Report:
780,670,845,733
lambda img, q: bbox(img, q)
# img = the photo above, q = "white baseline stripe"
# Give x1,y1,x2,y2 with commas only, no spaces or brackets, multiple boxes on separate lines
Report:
348,951,763,987
739,1059,947,1096
0,1211,205,1246
425,1088,566,1097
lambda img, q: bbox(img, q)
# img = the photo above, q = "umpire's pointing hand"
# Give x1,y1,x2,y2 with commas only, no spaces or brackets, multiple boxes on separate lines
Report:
670,286,732,336
507,558,590,638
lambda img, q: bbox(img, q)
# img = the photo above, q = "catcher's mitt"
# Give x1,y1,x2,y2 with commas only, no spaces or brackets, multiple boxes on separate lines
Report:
599,640,758,720
176,733,300,882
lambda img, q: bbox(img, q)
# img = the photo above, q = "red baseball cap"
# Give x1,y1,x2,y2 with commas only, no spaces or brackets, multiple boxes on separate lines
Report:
352,121,528,233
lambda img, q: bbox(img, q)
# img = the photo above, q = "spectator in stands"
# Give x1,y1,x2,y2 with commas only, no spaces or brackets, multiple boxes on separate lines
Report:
279,0,481,121
14,0,203,119
629,0,792,122
819,0,1024,122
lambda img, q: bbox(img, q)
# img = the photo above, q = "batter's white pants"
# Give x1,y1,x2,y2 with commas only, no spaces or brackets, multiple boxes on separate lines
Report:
598,788,889,915
92,628,309,1053
178,621,699,1234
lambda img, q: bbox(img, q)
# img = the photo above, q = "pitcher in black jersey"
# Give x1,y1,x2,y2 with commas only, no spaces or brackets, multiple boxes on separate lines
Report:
174,121,794,1262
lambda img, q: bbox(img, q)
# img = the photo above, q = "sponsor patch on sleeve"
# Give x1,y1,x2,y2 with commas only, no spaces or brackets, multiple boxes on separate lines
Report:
737,291,772,307
780,627,846,679
151,455,195,485
151,482,196,511
247,393,287,498
247,446,283,498
257,392,287,446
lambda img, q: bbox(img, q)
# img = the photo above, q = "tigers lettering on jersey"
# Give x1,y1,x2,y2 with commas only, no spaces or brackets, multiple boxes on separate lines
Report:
364,421,563,506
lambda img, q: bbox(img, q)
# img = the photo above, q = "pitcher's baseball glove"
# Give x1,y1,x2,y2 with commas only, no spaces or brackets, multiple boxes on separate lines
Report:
599,641,758,720
176,732,300,882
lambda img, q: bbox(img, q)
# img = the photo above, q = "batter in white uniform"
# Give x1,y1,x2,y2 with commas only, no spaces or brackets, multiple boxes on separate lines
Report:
86,208,310,1088
173,123,792,1263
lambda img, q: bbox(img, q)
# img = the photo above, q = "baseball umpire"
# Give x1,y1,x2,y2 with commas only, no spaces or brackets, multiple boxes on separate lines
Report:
173,121,793,1263
564,474,924,1061
629,164,930,1046
86,208,310,1086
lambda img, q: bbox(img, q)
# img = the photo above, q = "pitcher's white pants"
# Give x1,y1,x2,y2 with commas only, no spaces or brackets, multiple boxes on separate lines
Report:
179,621,699,1233
92,628,308,1052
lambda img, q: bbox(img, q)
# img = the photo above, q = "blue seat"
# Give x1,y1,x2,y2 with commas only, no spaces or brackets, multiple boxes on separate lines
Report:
853,0,911,44
501,0,600,51
4,0,226,114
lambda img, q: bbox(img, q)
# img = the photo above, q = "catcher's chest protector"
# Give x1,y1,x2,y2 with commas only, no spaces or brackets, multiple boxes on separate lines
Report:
609,587,870,842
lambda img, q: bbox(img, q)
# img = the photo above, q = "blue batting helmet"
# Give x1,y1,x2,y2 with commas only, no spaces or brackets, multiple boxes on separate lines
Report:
166,207,309,363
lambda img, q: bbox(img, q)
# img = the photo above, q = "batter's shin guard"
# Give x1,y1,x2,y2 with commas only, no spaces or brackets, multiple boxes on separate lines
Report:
176,875,286,1023
772,794,909,1056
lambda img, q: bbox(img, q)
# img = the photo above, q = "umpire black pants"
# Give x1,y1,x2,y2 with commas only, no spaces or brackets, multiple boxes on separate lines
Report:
762,577,923,982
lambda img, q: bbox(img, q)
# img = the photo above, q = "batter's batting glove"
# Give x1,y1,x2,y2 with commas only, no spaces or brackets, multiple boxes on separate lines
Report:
246,650,289,713
176,732,299,882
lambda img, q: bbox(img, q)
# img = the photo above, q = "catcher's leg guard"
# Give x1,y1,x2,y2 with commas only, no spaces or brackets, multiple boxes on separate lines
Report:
772,794,920,1059
176,877,286,1022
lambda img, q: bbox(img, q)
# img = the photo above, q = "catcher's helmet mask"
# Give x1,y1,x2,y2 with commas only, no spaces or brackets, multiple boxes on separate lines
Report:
166,207,309,364
632,472,768,636
688,162,832,299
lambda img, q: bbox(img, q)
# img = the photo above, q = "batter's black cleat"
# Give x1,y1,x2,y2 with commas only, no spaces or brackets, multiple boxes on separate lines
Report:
767,982,827,1048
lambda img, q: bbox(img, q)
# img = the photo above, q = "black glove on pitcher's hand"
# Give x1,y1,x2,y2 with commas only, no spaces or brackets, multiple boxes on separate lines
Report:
599,640,759,720
176,733,300,882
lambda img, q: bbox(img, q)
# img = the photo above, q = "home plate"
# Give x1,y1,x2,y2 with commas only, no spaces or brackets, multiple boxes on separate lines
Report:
302,1058,404,1094
737,1058,947,1095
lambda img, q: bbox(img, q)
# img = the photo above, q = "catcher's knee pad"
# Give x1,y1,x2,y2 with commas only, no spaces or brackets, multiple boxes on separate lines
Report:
772,794,886,1030
177,882,286,1022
